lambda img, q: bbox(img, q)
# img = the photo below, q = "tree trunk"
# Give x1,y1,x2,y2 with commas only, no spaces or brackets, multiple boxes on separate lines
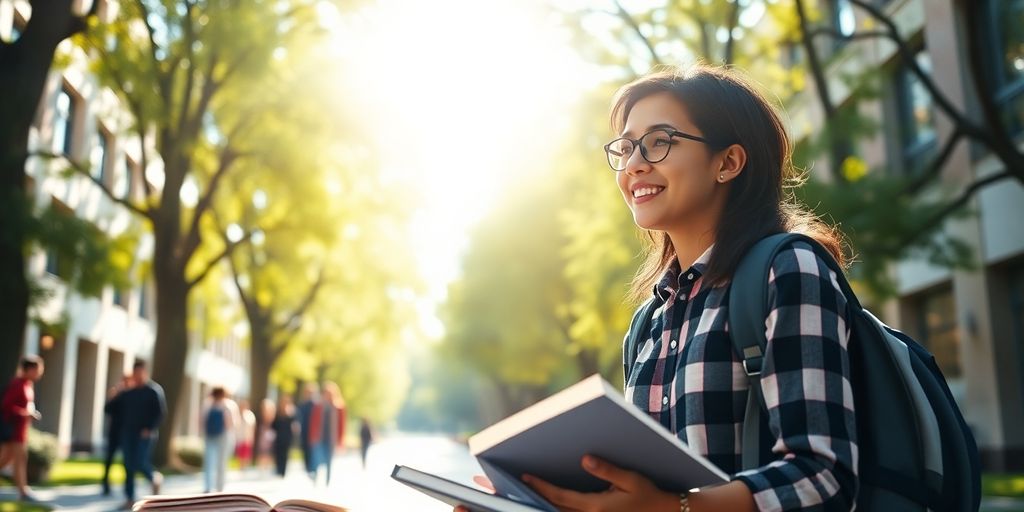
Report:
248,327,273,464
149,244,190,468
0,1,82,381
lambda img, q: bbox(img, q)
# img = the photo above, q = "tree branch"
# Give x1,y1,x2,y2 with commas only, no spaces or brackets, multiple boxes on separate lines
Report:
900,128,964,195
29,151,151,218
806,28,889,41
723,0,742,65
612,0,662,67
133,0,160,69
960,0,1024,182
897,170,1013,250
175,1,198,133
277,268,326,336
844,0,987,139
795,0,836,118
186,229,253,289
182,145,244,260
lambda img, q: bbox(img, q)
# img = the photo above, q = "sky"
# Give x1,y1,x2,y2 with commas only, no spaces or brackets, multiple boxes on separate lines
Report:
322,0,601,339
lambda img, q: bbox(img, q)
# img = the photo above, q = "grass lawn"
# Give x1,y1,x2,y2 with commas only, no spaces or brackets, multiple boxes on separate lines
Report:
0,502,52,512
1,457,202,489
984,473,1024,498
42,459,125,487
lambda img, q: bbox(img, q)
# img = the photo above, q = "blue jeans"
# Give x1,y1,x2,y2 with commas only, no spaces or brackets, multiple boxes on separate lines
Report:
311,442,334,485
122,433,155,500
203,434,229,492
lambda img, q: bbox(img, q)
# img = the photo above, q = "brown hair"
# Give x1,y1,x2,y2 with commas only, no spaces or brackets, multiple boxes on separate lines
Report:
611,65,847,302
20,355,43,372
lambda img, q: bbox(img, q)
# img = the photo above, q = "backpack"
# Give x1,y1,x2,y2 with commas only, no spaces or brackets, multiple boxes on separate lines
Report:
624,233,982,511
205,406,226,437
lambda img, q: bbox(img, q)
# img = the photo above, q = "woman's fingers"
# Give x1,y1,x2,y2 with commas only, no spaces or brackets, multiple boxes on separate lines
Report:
580,455,644,492
522,473,592,511
473,474,495,493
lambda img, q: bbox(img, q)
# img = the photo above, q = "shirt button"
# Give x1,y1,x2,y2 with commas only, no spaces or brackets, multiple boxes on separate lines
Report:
670,340,677,350
687,272,694,280
662,396,669,406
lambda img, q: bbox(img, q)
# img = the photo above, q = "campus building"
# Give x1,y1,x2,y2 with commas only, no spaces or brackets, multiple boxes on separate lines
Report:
787,0,1024,469
2,1,251,456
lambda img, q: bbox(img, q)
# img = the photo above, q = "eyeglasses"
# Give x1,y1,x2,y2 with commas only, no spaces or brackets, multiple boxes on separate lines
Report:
603,128,713,171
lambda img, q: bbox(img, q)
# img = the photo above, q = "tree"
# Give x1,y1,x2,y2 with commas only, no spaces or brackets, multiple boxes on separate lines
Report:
0,0,100,381
77,0,321,465
787,0,1024,294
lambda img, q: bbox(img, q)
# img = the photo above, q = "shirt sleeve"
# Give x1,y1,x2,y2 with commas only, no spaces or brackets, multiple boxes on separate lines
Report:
150,384,167,431
733,241,858,511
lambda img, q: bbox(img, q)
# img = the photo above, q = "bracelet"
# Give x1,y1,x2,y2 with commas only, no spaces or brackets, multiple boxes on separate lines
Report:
680,486,701,512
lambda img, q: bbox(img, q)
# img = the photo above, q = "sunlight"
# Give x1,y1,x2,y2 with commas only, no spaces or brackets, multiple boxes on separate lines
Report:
325,0,598,335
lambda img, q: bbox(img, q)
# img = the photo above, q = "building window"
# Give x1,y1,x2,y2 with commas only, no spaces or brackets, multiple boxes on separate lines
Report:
1010,266,1024,387
54,86,78,157
138,282,150,319
895,50,937,175
96,128,111,185
830,0,856,51
123,156,138,200
45,249,61,277
917,286,962,379
985,0,1024,135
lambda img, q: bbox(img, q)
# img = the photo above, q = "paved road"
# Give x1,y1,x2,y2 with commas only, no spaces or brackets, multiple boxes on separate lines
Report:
3,434,1023,511
0,433,482,511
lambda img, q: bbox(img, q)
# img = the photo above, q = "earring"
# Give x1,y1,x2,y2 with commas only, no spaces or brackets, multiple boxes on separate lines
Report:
718,173,725,182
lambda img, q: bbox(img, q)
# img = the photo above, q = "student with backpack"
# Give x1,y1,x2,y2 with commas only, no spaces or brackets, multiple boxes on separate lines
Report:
456,65,979,512
202,387,238,493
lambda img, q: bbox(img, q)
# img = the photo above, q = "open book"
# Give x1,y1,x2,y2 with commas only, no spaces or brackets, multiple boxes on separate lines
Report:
392,374,730,512
131,493,348,512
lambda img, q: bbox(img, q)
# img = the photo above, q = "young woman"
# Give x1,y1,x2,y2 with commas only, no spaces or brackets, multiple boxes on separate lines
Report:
458,65,857,511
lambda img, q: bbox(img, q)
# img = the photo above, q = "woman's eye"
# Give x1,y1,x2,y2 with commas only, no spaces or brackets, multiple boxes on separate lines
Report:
653,138,671,146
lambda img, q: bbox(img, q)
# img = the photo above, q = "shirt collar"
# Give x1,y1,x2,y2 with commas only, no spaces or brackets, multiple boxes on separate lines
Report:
653,244,714,301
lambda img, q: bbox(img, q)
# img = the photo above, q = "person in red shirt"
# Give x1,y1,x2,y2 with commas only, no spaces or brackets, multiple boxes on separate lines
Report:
0,355,45,502
308,381,346,486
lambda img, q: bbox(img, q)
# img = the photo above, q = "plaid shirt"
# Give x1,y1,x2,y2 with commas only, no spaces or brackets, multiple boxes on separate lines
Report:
624,239,858,511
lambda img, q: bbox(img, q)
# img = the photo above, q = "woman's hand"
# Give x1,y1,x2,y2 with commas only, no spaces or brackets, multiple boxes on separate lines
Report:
522,455,678,512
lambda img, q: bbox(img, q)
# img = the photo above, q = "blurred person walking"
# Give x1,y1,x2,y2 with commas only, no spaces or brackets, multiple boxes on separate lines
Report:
257,398,276,472
202,387,239,493
296,383,319,480
309,382,345,486
0,356,44,502
270,395,297,478
358,418,375,470
235,400,256,469
101,374,134,496
120,360,166,509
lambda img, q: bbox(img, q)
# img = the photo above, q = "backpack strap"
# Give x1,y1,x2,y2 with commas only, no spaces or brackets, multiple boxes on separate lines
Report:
623,297,662,383
729,233,801,470
729,233,862,470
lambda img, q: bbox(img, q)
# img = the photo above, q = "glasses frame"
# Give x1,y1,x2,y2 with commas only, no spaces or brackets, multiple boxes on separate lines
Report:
603,129,714,171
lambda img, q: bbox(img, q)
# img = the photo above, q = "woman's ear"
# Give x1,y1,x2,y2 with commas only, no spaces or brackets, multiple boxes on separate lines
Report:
716,144,747,183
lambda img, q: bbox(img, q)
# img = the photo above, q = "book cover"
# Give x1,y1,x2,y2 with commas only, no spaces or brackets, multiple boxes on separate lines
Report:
394,375,730,510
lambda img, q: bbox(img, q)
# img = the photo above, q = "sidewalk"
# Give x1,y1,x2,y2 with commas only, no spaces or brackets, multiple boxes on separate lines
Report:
0,435,471,512
0,466,292,512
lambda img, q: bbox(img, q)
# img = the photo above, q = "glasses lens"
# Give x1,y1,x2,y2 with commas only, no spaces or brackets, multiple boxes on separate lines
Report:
640,130,674,163
606,138,633,170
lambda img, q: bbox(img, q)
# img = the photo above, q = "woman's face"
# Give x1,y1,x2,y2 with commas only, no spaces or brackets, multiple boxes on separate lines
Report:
614,92,721,232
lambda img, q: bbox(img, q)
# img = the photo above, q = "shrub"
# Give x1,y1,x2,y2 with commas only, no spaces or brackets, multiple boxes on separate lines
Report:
26,428,58,484
174,436,203,469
